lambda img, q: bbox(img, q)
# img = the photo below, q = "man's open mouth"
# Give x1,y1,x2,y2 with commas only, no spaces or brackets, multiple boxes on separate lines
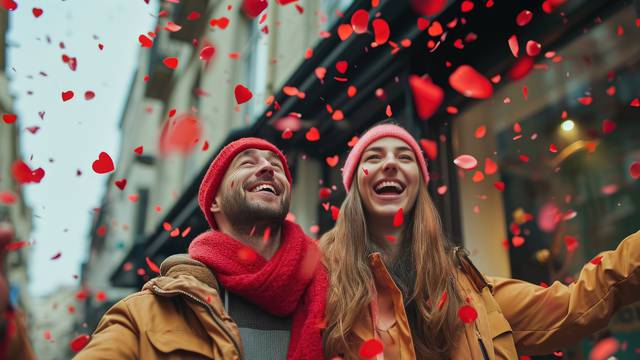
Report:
373,179,406,195
247,182,279,195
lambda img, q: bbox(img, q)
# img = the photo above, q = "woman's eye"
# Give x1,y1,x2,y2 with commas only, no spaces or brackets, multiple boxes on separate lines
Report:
399,155,414,161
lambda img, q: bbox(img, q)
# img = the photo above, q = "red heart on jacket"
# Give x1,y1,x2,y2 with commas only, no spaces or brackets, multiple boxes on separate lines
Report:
61,90,74,102
114,178,127,190
92,152,114,174
234,84,253,104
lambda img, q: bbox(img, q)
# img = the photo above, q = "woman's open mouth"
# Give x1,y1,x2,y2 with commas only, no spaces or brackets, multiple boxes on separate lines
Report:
372,179,406,197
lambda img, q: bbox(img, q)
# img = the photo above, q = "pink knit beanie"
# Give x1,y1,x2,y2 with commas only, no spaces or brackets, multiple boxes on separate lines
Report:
198,138,292,230
342,124,430,192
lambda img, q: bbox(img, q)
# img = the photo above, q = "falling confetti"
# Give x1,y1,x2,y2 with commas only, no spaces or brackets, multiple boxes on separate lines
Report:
449,65,493,99
91,152,115,174
359,338,384,358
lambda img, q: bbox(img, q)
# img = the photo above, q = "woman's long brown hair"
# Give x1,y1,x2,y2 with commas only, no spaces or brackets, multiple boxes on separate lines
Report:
320,179,463,359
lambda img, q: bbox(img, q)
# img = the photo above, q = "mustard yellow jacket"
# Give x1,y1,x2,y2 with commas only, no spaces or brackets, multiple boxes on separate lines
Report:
342,230,640,359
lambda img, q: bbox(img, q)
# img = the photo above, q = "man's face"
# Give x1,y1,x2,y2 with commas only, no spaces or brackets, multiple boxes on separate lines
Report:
212,149,291,228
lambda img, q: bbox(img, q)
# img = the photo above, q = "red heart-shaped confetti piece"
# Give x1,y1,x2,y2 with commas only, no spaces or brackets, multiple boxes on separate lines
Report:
453,154,478,170
2,113,17,123
427,21,443,36
163,57,178,69
508,35,519,58
200,45,215,61
336,60,348,74
92,152,115,174
494,181,505,191
516,9,533,26
409,75,444,121
372,18,390,45
507,56,534,80
1,0,17,11
475,125,487,139
242,0,268,19
138,34,153,48
630,161,640,179
84,91,95,100
410,0,446,16
209,16,230,29
458,305,478,324
359,338,384,358
460,0,474,12
393,208,404,227
114,178,127,190
417,17,430,30
70,334,90,353
32,7,43,17
449,65,493,99
337,24,353,41
330,205,340,221
325,155,339,167
305,127,320,142
419,139,438,160
525,40,541,56
234,84,253,104
134,146,144,155
61,90,74,102
0,191,17,205
351,9,369,34
602,119,616,134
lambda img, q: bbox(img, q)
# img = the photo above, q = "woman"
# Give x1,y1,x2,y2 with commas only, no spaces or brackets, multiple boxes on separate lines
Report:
320,123,640,359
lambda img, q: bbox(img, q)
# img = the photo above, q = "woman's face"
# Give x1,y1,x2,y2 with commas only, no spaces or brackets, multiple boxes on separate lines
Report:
357,137,421,221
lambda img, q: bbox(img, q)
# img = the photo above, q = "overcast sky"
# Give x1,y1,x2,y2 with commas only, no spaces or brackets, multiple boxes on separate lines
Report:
6,0,158,296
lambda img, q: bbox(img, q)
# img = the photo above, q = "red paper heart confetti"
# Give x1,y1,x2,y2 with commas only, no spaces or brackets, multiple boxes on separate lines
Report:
92,152,115,174
460,0,474,12
526,40,541,56
590,255,603,265
12,160,45,184
359,338,384,358
209,17,230,29
234,84,253,104
508,35,519,58
630,161,640,179
602,119,616,134
484,158,498,175
138,34,153,47
419,139,438,160
337,24,353,41
134,146,144,155
32,7,43,17
449,65,493,99
200,45,216,62
1,1,17,11
84,91,95,100
475,125,487,138
336,60,348,74
507,56,534,80
589,337,619,360
458,305,478,324
0,191,17,205
410,0,446,16
325,155,339,167
372,18,390,45
564,235,579,252
145,257,160,273
516,10,533,26
242,0,268,19
2,113,17,123
163,57,178,69
393,208,404,227
70,334,90,353
351,9,369,34
114,178,127,190
61,90,74,102
453,154,478,170
305,127,320,142
409,75,444,121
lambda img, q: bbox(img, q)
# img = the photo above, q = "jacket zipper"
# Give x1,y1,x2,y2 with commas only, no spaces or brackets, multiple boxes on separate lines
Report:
474,324,490,360
151,285,244,360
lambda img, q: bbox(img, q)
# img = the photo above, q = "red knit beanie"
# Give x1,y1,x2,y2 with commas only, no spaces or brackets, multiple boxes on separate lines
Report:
342,124,429,192
198,138,292,229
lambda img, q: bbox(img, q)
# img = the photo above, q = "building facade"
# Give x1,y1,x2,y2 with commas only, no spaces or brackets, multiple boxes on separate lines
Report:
0,4,33,325
83,0,640,358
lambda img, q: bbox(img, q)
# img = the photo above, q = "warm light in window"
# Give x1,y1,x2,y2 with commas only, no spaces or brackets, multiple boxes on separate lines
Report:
561,120,575,132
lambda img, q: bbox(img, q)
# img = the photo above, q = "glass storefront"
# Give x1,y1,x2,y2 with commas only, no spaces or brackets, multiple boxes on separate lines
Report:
454,4,640,358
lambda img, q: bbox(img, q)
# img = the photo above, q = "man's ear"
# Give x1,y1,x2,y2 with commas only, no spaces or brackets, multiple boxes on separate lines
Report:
210,197,221,214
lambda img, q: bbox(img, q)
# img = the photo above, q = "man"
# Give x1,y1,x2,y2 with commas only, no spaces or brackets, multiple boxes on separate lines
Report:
74,138,327,359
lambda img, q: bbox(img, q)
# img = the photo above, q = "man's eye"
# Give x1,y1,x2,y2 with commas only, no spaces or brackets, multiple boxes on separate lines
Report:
240,161,254,166
365,155,381,161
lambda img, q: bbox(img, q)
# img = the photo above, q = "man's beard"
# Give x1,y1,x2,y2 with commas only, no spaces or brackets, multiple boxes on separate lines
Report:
218,186,290,232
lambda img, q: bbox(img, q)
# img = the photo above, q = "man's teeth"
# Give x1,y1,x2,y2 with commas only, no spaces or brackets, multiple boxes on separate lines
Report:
375,181,403,191
251,184,276,193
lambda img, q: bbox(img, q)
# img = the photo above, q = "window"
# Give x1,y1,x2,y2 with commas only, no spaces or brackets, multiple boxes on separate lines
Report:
242,19,270,124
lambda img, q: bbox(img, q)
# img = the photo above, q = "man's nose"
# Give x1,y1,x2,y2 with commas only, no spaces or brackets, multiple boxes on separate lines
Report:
255,159,275,178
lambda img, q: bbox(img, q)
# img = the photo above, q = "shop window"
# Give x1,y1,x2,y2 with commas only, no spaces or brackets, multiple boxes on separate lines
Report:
453,4,640,358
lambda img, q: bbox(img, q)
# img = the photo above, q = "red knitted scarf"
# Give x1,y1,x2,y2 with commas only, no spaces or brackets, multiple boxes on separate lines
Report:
188,220,327,360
